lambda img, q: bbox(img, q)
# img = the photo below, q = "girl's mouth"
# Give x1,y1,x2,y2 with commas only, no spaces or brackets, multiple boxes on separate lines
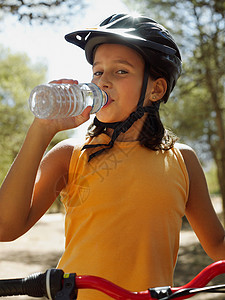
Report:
103,97,114,108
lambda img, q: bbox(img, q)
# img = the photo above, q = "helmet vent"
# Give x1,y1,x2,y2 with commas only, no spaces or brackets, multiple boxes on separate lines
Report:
85,33,91,41
75,34,82,41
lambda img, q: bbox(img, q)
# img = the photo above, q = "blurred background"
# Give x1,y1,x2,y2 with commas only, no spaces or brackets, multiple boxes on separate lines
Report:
0,0,224,299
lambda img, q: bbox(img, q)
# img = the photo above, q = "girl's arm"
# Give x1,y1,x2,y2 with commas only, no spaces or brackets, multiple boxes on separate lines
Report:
0,106,91,242
178,143,225,261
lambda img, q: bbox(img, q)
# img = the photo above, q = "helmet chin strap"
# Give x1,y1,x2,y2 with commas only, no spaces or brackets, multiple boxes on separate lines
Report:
82,65,160,162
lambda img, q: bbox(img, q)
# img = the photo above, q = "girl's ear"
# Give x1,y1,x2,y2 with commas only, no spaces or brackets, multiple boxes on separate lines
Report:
150,78,167,102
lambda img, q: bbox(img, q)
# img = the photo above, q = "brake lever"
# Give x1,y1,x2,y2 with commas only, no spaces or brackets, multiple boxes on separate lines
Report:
55,273,77,300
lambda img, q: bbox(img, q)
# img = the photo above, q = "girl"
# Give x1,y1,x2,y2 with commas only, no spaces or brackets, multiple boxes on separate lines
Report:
0,13,224,300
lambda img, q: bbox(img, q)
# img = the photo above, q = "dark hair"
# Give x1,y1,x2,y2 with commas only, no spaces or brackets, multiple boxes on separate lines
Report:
137,63,178,151
137,107,178,151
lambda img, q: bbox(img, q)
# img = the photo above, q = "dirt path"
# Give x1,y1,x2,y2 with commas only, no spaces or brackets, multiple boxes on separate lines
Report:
0,214,64,300
0,198,224,300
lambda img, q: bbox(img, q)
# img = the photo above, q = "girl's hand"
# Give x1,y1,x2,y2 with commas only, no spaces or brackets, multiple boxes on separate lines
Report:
32,79,92,136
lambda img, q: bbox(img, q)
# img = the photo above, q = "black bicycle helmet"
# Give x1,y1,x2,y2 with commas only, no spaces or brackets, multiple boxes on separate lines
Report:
65,13,182,100
65,14,182,161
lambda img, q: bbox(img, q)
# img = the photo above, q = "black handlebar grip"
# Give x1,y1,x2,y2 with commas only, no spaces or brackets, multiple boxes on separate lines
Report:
0,277,25,297
0,272,47,297
0,269,64,298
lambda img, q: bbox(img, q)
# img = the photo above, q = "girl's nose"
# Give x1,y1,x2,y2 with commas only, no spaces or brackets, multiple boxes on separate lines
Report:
98,73,112,90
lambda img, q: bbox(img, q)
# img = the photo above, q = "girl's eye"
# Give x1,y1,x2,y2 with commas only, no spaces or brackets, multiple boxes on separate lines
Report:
93,71,103,77
93,69,128,77
117,70,128,74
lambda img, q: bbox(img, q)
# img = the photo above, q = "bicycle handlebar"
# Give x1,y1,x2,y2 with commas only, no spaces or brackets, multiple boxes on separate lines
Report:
0,260,225,299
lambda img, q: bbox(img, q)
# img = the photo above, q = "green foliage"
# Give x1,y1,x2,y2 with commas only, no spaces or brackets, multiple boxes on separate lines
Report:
205,163,220,195
0,46,73,186
160,58,215,156
0,0,86,24
0,46,47,183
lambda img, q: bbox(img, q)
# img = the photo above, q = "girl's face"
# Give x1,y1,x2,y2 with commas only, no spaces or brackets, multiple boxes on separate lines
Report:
91,43,154,123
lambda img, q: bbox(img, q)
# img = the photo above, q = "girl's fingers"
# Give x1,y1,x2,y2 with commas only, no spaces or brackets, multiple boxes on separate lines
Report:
49,79,79,84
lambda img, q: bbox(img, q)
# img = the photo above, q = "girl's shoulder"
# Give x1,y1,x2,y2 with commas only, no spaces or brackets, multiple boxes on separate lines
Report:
174,142,196,160
174,142,201,179
174,142,194,152
51,137,87,154
49,138,76,158
45,138,85,172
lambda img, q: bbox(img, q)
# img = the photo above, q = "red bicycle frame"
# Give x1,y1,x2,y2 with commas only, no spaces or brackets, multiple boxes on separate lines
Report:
73,260,225,299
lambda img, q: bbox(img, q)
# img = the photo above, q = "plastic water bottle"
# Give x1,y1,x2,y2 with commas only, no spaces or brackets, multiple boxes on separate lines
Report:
28,83,108,119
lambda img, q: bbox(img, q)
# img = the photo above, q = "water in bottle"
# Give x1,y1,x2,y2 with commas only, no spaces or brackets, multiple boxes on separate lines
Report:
28,83,108,119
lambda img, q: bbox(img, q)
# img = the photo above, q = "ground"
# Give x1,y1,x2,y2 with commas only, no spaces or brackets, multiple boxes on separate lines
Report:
0,198,224,300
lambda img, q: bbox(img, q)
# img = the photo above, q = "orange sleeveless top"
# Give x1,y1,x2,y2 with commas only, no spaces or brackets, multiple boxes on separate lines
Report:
58,134,189,299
